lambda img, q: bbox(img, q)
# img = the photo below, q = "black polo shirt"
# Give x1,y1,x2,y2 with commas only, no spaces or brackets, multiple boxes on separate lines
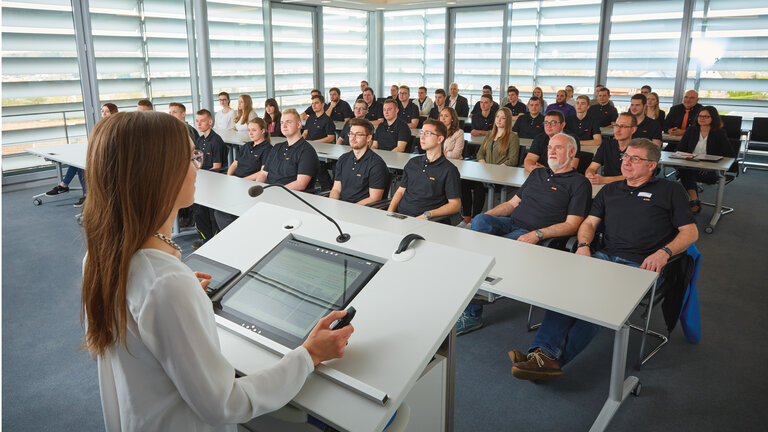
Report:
325,99,353,122
303,112,335,141
374,119,411,151
470,107,497,131
528,132,581,168
587,103,619,127
233,140,271,178
397,100,420,126
471,101,500,115
633,116,663,142
428,105,446,120
565,114,601,141
511,113,544,139
592,137,625,177
196,129,227,171
365,100,384,122
334,148,389,203
339,120,352,146
591,177,694,263
512,168,591,231
505,101,527,117
263,138,319,186
397,154,461,217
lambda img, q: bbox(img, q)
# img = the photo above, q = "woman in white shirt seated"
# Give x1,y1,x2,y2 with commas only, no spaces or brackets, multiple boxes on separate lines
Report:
439,107,465,159
215,91,236,131
234,94,258,140
81,111,352,431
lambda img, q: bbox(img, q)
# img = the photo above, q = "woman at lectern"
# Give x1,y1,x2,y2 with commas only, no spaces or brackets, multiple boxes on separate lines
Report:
80,111,353,431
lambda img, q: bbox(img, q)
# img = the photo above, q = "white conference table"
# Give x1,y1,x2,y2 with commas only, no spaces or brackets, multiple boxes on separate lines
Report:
25,142,88,206
599,126,682,144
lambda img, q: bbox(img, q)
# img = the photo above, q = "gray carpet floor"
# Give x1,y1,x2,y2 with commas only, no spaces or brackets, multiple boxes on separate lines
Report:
3,168,767,431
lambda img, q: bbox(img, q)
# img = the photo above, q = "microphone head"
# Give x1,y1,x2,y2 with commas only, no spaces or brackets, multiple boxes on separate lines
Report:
248,185,264,197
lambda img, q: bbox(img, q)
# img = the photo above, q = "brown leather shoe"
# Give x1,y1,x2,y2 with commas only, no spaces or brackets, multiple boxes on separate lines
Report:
508,349,529,363
511,348,562,381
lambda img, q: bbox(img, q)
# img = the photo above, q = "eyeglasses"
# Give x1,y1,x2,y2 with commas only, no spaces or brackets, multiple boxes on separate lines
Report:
621,153,654,163
543,121,562,126
420,130,442,138
698,115,711,119
614,124,634,130
353,107,368,112
348,132,369,138
218,98,228,102
191,150,204,169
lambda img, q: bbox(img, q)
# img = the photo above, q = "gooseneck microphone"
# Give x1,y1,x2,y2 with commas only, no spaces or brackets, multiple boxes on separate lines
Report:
248,184,351,243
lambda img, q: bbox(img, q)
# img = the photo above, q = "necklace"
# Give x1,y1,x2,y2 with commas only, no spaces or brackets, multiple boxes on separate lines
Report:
154,232,182,254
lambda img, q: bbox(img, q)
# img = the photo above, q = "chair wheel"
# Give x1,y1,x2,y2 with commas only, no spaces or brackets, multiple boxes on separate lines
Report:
33,198,42,206
632,383,642,396
705,226,714,234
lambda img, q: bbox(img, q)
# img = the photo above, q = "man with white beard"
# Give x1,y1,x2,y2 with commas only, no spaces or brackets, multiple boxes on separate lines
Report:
456,133,592,335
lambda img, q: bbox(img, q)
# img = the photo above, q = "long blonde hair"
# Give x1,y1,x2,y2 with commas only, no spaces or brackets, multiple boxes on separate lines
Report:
481,107,513,157
235,94,254,125
81,111,190,356
646,92,661,119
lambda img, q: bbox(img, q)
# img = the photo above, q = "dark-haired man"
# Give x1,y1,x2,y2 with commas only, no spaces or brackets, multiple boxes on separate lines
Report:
587,87,618,127
254,109,319,191
337,99,369,146
362,87,384,127
397,85,420,128
546,90,576,119
629,93,662,146
471,85,499,118
137,99,153,111
302,95,335,143
373,99,410,152
504,86,527,121
524,111,580,173
415,86,434,117
470,94,498,136
192,109,227,247
169,102,199,141
324,87,353,122
330,118,389,205
428,89,447,120
511,97,545,139
565,95,602,147
356,80,368,101
585,112,637,185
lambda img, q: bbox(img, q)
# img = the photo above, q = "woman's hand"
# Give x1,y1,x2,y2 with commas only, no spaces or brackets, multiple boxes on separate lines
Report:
302,310,354,366
194,272,212,291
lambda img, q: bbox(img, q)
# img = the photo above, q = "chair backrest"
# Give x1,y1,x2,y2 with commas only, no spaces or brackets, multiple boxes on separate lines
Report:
518,145,528,168
751,117,768,143
720,115,742,141
405,135,415,153
575,150,594,174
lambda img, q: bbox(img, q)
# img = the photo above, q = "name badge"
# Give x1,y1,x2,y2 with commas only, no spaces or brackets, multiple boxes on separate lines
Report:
638,192,652,198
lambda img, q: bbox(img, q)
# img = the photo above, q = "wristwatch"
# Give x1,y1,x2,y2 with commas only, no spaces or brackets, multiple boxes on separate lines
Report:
661,246,673,258
423,211,432,220
577,242,591,249
535,230,544,240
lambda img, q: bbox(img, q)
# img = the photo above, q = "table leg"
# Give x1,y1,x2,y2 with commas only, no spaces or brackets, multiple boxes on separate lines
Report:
705,170,726,234
228,144,237,166
437,327,456,432
486,184,495,212
589,324,639,432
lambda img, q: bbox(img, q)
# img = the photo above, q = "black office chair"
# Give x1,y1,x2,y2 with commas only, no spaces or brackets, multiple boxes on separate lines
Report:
742,117,768,172
575,150,593,174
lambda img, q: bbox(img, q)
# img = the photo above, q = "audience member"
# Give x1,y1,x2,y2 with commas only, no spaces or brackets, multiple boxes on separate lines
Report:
234,94,258,134
363,87,384,126
429,89,448,120
169,102,199,142
509,138,697,381
471,85,499,117
584,112,637,185
254,109,319,191
590,85,614,107
629,94,662,146
511,97,545,139
587,87,618,127
504,86,527,120
215,92,235,130
390,84,399,100
641,85,652,95
137,99,153,111
675,106,735,214
665,90,702,136
373,99,410,152
397,85,420,128
356,80,368,101
302,95,335,143
470,94,498,136
192,109,227,247
264,98,283,137
546,90,576,118
439,107,464,159
301,89,322,121
646,92,666,130
524,111,580,173
564,85,576,106
337,99,369,146
532,87,547,112
448,83,470,117
565,95,601,147
325,87,353,122
388,119,461,220
457,133,590,334
415,86,434,117
329,118,389,205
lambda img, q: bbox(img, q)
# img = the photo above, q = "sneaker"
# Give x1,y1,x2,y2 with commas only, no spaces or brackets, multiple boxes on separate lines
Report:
456,221,470,229
508,349,529,363
455,312,483,336
511,348,562,381
191,239,205,249
73,196,86,208
45,185,69,196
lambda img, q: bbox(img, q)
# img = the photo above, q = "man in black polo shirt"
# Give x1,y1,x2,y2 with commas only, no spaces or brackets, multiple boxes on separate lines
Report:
373,99,410,152
254,108,319,191
665,90,702,137
192,109,228,247
510,138,698,381
302,95,335,143
448,83,470,117
428,89,447,120
565,95,602,146
640,85,652,96
511,97,545,139
585,112,637,185
169,102,199,142
388,119,461,219
356,80,368,101
587,87,618,127
337,99,368,146
470,94,498,136
629,93,662,146
504,86,527,121
324,87,353,122
457,133,591,335
329,118,389,205
362,87,384,127
389,84,399,100
396,85,420,128
470,85,499,118
524,111,581,173
301,89,322,121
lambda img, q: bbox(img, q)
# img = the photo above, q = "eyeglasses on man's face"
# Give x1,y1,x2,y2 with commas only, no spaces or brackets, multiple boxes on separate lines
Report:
348,132,369,139
621,153,653,163
543,121,562,126
419,130,442,138
614,124,634,130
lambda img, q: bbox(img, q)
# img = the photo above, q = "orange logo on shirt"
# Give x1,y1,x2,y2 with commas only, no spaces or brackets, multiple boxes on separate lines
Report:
551,187,557,191
643,198,650,201
285,157,290,160
429,177,436,181
356,174,361,177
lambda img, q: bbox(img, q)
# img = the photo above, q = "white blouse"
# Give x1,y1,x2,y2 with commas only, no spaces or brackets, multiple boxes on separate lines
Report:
693,133,708,155
234,111,258,132
215,109,236,131
97,249,314,432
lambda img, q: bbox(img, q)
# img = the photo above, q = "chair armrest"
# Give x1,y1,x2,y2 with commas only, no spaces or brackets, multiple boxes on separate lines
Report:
365,199,392,210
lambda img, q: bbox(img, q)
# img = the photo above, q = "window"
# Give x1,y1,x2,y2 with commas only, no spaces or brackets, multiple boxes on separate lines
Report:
606,0,685,112
271,5,316,113
323,7,368,102
452,7,504,106
384,8,446,93
688,0,768,121
2,0,86,171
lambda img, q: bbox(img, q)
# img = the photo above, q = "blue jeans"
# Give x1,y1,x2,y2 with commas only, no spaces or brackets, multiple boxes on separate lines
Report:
465,214,530,317
529,251,654,366
62,166,85,193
